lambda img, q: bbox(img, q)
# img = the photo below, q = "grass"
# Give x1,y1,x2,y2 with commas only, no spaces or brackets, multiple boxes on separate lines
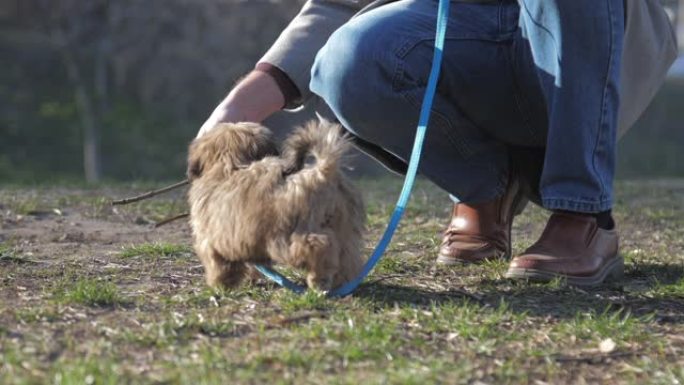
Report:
0,242,18,262
0,179,683,384
120,242,192,259
51,277,123,307
651,277,684,298
14,307,61,323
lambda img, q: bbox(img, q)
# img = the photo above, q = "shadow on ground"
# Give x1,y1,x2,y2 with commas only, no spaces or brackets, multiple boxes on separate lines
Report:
356,262,684,323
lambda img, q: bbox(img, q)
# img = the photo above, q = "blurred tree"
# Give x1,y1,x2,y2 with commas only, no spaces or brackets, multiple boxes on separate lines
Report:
0,0,304,182
0,0,681,182
1,0,112,182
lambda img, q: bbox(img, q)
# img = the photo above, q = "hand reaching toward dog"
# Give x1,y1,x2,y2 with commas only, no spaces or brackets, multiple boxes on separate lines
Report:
197,70,285,137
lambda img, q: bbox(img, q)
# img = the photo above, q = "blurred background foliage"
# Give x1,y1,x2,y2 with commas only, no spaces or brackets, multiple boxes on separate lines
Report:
618,79,684,178
0,0,305,183
0,0,682,184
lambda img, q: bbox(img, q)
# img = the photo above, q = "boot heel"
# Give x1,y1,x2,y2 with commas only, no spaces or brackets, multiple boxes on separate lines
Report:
605,256,624,282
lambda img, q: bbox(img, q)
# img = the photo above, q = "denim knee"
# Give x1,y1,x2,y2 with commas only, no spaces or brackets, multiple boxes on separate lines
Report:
310,21,392,138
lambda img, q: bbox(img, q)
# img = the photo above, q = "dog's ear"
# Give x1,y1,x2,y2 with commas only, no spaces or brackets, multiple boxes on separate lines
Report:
187,157,203,179
187,140,205,180
186,123,279,179
231,131,279,169
255,140,280,162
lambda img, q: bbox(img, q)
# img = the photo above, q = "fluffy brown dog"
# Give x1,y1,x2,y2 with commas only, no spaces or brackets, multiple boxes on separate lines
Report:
187,121,365,291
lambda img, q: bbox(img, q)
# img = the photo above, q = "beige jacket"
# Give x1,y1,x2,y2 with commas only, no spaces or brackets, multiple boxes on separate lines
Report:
260,0,678,136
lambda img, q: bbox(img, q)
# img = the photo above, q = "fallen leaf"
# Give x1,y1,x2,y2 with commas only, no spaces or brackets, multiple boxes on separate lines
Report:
599,338,616,353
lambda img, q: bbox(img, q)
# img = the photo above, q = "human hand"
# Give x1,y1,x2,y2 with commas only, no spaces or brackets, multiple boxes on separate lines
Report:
197,70,286,137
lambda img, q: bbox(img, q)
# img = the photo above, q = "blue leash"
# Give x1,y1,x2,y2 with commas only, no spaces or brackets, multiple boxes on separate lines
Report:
255,0,451,297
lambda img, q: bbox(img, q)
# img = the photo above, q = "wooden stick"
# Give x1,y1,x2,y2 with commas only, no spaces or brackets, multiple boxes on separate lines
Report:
111,180,189,206
154,212,190,228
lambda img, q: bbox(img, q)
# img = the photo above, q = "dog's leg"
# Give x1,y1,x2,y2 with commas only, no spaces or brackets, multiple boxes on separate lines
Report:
243,261,271,284
208,261,248,289
200,248,248,289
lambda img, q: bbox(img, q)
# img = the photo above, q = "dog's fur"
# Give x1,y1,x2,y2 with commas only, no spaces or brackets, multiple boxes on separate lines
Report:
187,121,365,291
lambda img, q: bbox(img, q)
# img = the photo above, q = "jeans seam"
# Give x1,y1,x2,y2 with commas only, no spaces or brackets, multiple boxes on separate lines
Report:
542,197,613,213
391,58,405,93
506,41,541,145
542,196,613,204
394,34,515,60
392,36,512,95
497,0,503,35
592,0,618,203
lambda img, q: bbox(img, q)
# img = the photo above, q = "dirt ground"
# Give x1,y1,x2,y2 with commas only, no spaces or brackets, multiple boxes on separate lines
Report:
0,179,683,384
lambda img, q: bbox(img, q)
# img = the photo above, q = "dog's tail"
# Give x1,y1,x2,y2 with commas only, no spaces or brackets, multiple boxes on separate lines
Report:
281,121,350,178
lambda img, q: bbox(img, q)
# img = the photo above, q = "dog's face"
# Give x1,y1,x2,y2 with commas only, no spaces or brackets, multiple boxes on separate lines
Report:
187,122,279,180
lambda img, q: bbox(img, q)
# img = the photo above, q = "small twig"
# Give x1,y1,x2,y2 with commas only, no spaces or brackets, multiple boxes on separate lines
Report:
111,180,189,206
0,254,42,264
551,351,635,364
274,311,329,326
363,274,405,286
443,288,486,304
154,212,190,228
477,350,646,365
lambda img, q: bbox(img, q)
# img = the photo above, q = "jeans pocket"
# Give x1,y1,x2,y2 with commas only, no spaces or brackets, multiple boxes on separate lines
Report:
322,0,375,7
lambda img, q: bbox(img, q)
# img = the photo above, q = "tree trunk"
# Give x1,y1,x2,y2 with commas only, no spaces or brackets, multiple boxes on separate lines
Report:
60,42,101,183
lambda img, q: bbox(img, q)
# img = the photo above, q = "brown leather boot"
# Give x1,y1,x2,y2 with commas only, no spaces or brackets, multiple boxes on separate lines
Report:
437,177,527,264
505,212,623,286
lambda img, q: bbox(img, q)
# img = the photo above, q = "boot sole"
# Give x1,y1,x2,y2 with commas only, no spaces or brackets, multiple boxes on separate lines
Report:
504,255,624,287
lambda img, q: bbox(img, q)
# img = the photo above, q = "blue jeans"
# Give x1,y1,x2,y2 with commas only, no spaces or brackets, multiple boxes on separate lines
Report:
310,0,624,213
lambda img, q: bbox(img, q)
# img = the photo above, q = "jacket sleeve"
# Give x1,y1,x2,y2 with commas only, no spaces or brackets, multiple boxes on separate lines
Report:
258,0,375,108
617,0,678,137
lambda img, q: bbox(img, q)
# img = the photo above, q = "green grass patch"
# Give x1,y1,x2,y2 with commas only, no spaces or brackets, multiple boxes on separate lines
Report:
121,311,238,348
14,307,61,323
277,290,335,314
120,242,192,259
553,308,653,345
52,277,123,307
651,277,684,298
48,356,128,385
0,242,18,262
7,198,41,215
